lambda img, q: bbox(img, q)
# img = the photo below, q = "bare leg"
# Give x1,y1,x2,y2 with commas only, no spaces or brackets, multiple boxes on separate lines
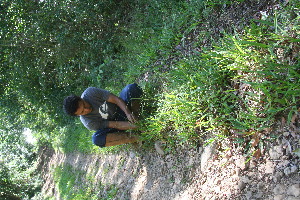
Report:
105,132,140,147
131,100,141,119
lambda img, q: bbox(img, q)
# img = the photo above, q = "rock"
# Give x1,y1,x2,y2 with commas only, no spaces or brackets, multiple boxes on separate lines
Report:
265,160,275,174
235,155,246,170
273,184,286,195
129,151,136,158
290,165,298,174
287,184,300,197
269,146,284,160
200,144,215,172
249,159,257,169
273,172,283,183
198,146,203,154
274,194,285,200
214,186,221,194
245,191,252,200
293,148,300,157
283,132,290,137
235,167,241,176
257,182,264,190
254,192,263,198
283,166,297,176
240,175,251,184
154,141,165,155
237,181,246,190
286,196,300,200
277,160,290,169
284,167,291,176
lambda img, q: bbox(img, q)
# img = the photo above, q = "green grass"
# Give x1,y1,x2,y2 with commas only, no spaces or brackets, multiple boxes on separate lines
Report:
136,0,300,149
52,122,133,154
51,0,299,154
52,164,118,200
45,1,300,199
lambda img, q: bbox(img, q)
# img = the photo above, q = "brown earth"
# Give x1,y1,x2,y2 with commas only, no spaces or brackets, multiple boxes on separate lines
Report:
38,117,300,200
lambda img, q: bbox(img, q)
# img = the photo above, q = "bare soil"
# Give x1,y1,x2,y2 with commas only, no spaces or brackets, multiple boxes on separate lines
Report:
39,116,300,200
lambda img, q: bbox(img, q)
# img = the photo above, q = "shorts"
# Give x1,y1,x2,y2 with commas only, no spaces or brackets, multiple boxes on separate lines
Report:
92,83,143,147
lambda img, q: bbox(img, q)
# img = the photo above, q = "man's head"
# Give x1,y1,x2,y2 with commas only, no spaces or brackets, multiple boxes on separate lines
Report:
63,95,82,116
63,95,93,116
63,95,92,116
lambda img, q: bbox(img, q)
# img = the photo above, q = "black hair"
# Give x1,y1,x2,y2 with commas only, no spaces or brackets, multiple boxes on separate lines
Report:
63,95,81,116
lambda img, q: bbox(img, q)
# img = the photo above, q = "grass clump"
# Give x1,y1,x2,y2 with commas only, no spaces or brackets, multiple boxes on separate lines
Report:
40,0,299,154
140,1,300,148
52,164,118,200
56,0,299,152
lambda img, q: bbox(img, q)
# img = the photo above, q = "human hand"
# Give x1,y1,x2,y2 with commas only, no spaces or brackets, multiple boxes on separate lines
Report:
126,112,137,123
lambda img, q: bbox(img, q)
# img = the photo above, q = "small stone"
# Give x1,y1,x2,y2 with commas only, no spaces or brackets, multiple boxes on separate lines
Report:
249,159,258,169
129,151,136,158
269,146,284,160
214,186,221,194
240,175,251,183
286,196,300,200
200,144,215,172
254,192,263,198
257,182,264,190
265,160,275,174
287,184,300,197
154,141,165,155
273,172,283,183
277,160,290,169
273,184,286,195
235,168,241,176
290,165,298,173
293,148,300,158
198,147,203,154
245,191,252,199
274,194,285,200
283,132,290,137
235,155,246,170
284,167,292,176
237,181,246,190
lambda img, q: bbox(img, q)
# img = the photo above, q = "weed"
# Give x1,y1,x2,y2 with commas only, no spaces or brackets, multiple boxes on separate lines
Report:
48,0,299,156
53,163,119,200
137,1,299,151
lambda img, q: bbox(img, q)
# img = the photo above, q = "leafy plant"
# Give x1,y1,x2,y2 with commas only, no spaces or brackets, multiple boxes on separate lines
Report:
53,164,119,200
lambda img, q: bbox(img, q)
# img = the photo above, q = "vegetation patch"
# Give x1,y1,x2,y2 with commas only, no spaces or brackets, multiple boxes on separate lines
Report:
0,0,299,199
51,163,118,200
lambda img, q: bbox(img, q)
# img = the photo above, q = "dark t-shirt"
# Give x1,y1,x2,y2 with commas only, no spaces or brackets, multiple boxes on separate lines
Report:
79,87,119,131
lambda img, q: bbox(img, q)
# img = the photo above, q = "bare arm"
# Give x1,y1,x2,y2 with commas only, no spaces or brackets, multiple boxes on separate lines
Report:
107,94,137,123
107,121,137,130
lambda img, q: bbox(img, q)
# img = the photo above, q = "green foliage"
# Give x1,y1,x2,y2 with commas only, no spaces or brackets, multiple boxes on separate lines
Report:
1,0,299,150
0,0,138,138
0,0,299,197
1,0,208,152
204,0,245,7
51,125,95,153
139,0,300,147
114,0,205,81
0,128,41,200
53,163,118,200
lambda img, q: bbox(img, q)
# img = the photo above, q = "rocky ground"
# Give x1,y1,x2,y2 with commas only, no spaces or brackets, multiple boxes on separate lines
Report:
39,1,299,199
39,115,300,200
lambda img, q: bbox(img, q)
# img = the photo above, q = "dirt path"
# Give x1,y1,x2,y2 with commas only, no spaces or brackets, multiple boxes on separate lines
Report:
39,117,300,200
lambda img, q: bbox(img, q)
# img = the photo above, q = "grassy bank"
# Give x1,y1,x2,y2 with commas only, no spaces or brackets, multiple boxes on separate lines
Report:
46,0,300,199
51,0,300,153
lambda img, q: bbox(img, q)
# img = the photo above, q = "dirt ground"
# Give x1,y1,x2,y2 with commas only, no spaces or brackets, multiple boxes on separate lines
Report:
38,1,300,199
39,116,300,200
